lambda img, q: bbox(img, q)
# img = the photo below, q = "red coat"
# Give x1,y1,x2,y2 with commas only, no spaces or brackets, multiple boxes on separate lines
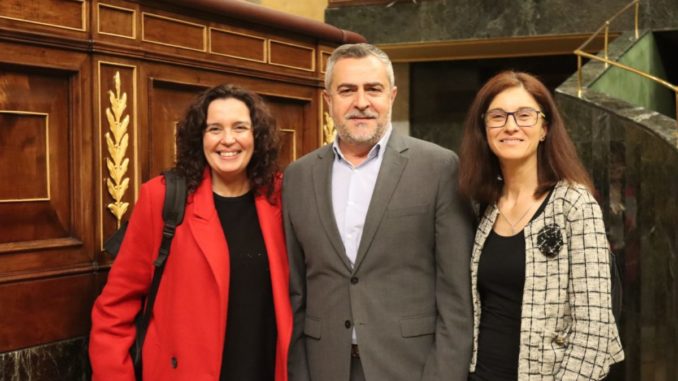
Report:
90,170,292,380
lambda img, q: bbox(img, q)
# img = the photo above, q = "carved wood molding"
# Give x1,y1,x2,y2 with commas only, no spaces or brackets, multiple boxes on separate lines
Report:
104,72,130,228
323,111,335,145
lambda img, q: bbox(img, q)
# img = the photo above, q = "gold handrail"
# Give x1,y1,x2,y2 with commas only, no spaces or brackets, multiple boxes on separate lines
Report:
574,0,678,124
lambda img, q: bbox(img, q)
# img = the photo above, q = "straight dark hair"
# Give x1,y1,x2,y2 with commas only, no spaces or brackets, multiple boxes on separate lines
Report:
459,71,593,204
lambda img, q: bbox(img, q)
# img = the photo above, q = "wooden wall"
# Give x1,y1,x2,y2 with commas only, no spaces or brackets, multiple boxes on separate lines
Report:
0,0,359,355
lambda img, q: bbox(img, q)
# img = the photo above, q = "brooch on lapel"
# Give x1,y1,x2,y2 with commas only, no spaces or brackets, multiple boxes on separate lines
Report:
536,224,563,258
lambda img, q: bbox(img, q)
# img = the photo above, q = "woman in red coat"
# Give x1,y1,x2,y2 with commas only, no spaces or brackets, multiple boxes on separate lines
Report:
90,84,292,380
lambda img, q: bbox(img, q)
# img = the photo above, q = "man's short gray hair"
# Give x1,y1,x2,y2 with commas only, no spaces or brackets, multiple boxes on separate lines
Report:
324,43,395,90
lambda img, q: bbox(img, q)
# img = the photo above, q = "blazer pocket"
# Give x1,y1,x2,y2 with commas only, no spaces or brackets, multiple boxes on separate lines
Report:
386,204,429,218
400,315,436,338
304,316,322,339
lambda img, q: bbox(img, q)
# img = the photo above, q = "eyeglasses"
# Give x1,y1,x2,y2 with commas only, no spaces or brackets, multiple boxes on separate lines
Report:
483,107,546,128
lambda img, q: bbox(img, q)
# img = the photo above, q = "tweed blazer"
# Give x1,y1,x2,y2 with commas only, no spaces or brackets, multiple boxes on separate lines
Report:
469,181,624,380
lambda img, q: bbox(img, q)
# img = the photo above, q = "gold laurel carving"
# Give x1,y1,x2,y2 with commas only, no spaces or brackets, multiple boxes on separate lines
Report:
105,72,130,228
322,111,335,145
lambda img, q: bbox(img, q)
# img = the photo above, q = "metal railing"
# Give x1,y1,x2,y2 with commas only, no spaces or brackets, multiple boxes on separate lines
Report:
574,0,678,124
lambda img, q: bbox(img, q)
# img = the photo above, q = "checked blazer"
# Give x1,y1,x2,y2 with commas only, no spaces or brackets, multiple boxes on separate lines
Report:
469,181,624,380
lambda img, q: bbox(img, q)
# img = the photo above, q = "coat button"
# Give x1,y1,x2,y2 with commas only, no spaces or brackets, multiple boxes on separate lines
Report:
350,277,359,284
171,356,178,368
554,336,565,346
344,320,352,329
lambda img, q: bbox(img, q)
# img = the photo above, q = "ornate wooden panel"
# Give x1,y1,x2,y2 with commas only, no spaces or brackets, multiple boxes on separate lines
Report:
0,0,364,367
147,79,206,179
142,12,207,52
209,27,267,63
0,67,73,246
269,39,316,72
0,0,86,32
320,47,333,74
97,3,136,39
263,96,312,168
0,112,49,201
0,274,94,349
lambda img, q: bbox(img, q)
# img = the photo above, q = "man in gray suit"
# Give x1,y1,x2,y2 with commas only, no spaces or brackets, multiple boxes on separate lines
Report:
284,43,473,381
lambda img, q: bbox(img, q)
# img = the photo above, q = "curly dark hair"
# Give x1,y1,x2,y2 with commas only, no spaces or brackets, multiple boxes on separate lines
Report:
459,71,593,205
174,84,279,200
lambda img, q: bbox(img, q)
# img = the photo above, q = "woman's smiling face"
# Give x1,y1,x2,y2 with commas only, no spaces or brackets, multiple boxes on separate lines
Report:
484,86,547,165
202,97,254,192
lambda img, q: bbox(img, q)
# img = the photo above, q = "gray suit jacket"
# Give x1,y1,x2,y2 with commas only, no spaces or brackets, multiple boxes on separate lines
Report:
284,133,474,381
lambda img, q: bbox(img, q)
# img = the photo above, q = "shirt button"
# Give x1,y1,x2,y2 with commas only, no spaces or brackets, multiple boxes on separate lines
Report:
344,320,352,329
171,356,178,368
350,277,359,284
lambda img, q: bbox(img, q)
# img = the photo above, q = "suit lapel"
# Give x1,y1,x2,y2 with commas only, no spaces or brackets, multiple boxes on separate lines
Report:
187,170,230,302
353,134,408,271
312,145,352,270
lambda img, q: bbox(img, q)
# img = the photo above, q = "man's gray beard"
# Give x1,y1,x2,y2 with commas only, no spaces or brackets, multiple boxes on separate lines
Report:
336,122,387,147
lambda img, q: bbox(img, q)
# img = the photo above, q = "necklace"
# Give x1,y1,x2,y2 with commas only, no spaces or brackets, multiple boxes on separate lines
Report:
497,203,534,234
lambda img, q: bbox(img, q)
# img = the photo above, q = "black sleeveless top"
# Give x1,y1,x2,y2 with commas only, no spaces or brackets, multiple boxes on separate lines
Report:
214,191,276,381
470,192,551,381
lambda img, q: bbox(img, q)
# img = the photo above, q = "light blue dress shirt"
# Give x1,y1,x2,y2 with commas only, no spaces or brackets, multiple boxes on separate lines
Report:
331,127,392,344
331,127,393,268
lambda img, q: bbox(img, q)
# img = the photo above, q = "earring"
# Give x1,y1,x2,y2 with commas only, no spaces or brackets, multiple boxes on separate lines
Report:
540,136,546,141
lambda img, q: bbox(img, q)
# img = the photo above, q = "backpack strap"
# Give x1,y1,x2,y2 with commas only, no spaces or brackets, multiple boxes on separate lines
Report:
156,170,187,267
132,171,187,377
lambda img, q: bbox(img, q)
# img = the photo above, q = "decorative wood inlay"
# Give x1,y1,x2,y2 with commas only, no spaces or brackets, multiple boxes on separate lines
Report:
322,111,335,145
280,128,297,162
209,27,266,63
98,3,136,39
320,50,332,74
0,0,86,32
0,111,50,202
104,72,130,228
142,12,207,52
269,40,315,72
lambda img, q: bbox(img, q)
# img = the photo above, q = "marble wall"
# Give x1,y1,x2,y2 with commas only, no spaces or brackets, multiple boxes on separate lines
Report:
556,31,678,381
0,337,89,380
326,0,678,44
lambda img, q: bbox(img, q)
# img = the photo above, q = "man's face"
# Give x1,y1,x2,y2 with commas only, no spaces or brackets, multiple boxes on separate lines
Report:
324,56,397,148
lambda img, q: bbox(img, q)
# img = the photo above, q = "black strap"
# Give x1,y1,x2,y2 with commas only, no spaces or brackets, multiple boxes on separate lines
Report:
132,171,187,378
609,248,623,325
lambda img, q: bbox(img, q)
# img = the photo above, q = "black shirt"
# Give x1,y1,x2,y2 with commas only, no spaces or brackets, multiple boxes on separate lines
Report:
214,191,276,381
471,193,550,381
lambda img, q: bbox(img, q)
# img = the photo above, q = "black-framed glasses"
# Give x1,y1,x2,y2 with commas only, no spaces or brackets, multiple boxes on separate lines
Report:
483,107,546,128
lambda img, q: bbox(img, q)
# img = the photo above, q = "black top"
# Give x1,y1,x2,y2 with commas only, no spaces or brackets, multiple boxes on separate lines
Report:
470,193,550,381
214,191,276,381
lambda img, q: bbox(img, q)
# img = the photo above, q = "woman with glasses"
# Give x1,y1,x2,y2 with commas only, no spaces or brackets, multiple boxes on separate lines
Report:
459,71,624,380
